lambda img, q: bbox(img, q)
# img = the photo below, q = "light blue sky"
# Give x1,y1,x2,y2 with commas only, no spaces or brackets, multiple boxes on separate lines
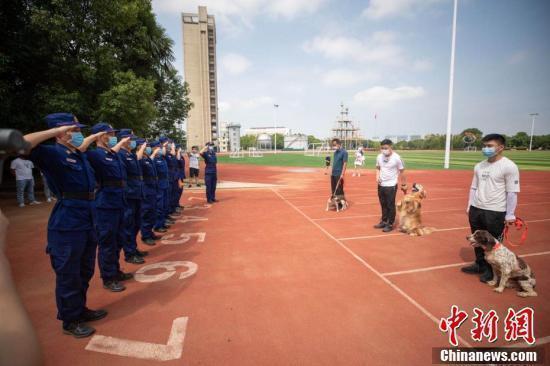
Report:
152,0,549,139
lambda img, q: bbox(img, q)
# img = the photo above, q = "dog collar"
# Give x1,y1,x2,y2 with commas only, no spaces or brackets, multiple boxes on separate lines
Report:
493,242,502,250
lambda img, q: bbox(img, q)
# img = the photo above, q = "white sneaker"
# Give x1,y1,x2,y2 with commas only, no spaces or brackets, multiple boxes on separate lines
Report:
19,203,25,208
47,198,52,202
29,201,42,205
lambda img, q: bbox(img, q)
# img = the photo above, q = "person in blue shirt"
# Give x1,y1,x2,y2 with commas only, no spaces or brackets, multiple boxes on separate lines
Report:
164,139,180,218
174,144,186,212
117,129,148,264
330,138,348,198
86,123,132,293
139,140,160,245
24,113,107,338
153,140,171,233
200,142,218,203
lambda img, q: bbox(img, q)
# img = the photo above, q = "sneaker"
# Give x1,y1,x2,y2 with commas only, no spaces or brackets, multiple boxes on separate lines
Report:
373,222,386,229
103,280,125,292
142,238,156,246
63,321,96,338
47,198,52,203
125,255,145,264
197,183,201,187
382,225,394,233
18,203,25,208
29,201,41,205
188,184,192,188
80,308,108,322
460,263,483,274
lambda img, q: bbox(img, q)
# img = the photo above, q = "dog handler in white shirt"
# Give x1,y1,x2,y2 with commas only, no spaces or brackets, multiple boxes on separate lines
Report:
461,134,520,283
374,139,407,232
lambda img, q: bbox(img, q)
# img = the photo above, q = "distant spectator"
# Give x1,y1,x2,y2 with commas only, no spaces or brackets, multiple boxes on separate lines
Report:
188,146,201,188
324,155,331,175
10,156,41,207
353,146,365,177
41,172,55,203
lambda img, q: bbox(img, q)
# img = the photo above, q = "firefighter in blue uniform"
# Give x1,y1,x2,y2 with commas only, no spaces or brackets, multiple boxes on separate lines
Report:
139,140,160,245
164,139,179,219
24,113,107,338
153,140,170,233
175,144,186,212
86,122,132,292
200,142,218,203
117,129,148,264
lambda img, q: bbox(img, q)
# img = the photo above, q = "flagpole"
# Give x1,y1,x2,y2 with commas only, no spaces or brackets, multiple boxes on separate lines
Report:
444,0,458,169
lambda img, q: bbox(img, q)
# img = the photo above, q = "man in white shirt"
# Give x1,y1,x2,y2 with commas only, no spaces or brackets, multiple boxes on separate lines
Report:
10,156,41,207
187,146,201,188
374,140,407,232
461,134,520,282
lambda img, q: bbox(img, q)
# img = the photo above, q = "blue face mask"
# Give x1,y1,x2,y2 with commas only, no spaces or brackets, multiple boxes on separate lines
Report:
70,132,84,147
482,147,497,158
108,136,117,148
129,141,136,149
145,147,152,155
157,150,163,157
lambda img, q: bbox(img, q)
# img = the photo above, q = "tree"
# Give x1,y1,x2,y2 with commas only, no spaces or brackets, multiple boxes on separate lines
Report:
308,135,322,145
240,135,257,150
510,132,530,148
271,133,284,150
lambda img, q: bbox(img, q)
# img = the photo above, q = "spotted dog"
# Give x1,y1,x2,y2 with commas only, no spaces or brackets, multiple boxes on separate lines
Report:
326,195,348,212
467,230,537,297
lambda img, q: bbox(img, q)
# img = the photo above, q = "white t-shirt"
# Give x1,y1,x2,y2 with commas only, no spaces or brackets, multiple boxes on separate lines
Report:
376,152,404,187
189,153,200,169
354,150,364,165
471,157,520,212
10,158,34,181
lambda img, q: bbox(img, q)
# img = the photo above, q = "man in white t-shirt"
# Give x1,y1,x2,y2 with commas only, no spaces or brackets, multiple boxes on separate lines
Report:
374,139,407,232
10,156,41,207
187,146,201,188
353,146,365,177
461,134,520,283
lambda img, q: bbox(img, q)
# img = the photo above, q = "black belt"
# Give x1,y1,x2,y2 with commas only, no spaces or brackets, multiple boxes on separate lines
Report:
127,175,143,181
102,180,126,188
143,176,158,183
62,191,96,200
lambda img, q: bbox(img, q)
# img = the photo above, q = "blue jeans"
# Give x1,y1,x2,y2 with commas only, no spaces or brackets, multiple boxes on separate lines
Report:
16,179,35,204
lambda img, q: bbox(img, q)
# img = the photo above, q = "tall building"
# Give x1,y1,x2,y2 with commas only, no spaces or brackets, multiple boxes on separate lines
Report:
218,122,241,152
182,6,218,149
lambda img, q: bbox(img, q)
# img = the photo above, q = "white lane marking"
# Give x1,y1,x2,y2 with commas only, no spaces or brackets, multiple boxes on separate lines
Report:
134,261,198,283
85,317,188,361
271,188,473,348
338,218,550,241
161,232,206,245
183,204,212,210
312,201,550,221
188,196,206,201
177,215,208,224
382,251,550,277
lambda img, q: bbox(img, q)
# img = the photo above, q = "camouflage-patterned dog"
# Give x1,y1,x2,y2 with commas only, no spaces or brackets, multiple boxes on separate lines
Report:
467,230,537,297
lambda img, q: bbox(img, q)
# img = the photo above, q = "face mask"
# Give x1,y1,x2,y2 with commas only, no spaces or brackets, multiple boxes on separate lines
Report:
129,141,136,149
332,145,338,150
381,149,391,156
157,150,163,157
482,146,498,158
69,132,84,147
107,136,117,148
208,146,214,151
145,147,152,155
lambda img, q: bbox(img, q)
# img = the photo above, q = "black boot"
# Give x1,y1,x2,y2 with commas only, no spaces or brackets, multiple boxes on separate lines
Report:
479,265,494,283
103,280,126,292
63,321,95,338
81,308,108,322
374,221,386,229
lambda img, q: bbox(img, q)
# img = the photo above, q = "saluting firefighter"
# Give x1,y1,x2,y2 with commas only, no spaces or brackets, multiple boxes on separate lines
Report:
139,141,161,245
153,140,171,233
175,144,186,212
200,142,218,203
117,129,148,264
86,123,132,292
24,113,107,338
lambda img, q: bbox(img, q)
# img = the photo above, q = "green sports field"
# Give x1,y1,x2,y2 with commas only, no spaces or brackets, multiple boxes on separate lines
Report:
218,150,550,171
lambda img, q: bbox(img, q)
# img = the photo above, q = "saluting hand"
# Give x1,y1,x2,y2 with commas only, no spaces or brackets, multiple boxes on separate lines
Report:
56,125,78,134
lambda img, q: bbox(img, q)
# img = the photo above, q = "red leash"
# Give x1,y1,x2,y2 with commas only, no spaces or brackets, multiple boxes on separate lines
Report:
502,218,528,247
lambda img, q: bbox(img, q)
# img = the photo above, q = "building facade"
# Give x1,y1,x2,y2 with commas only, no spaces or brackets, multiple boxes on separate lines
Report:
244,127,290,136
182,6,218,149
284,134,308,150
218,122,241,152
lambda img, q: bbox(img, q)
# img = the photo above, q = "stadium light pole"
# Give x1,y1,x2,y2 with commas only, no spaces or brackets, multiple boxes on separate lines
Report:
528,113,538,151
444,0,458,169
274,104,279,154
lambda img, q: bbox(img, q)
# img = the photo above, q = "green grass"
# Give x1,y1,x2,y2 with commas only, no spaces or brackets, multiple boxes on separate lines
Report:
218,150,550,171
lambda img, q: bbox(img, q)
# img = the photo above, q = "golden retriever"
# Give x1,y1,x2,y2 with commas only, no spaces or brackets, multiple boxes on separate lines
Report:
396,183,434,236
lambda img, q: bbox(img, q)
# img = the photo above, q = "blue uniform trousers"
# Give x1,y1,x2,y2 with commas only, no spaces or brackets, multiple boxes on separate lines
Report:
171,180,180,212
205,173,217,202
47,229,97,324
96,207,124,281
140,193,157,240
123,198,141,258
154,187,169,229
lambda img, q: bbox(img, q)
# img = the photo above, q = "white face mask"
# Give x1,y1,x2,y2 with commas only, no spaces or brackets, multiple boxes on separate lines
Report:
381,148,391,156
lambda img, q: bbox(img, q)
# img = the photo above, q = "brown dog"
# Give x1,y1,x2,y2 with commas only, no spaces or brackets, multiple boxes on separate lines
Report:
396,183,434,236
467,230,537,297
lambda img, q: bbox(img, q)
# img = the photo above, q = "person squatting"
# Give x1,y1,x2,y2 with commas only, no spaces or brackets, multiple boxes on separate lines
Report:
23,112,217,338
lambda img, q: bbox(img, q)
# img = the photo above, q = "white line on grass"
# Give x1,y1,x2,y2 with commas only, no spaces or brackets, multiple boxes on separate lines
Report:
271,188,473,348
381,251,550,277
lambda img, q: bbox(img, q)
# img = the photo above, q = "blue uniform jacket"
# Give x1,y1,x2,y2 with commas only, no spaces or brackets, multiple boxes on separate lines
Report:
154,156,169,190
30,143,96,231
166,153,178,181
117,149,144,200
201,150,217,174
140,156,158,196
86,147,127,209
176,157,186,180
